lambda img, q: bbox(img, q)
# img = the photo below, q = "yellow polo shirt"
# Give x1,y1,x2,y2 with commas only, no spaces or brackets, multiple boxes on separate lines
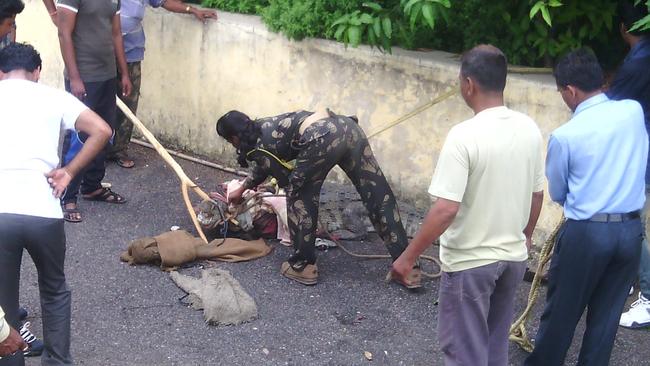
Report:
430,106,544,272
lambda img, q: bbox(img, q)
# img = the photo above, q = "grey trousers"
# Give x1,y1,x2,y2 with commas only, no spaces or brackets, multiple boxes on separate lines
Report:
0,214,72,366
437,260,527,366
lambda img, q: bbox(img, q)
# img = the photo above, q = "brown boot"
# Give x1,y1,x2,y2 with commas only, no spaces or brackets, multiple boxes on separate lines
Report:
386,267,422,290
280,261,318,286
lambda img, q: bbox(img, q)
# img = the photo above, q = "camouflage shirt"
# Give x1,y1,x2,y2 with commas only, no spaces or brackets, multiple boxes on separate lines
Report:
244,110,313,188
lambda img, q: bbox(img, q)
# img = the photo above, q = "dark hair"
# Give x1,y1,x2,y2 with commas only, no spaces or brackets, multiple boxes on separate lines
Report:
216,110,261,168
0,0,24,22
553,48,604,92
0,43,41,73
460,44,508,92
618,1,650,36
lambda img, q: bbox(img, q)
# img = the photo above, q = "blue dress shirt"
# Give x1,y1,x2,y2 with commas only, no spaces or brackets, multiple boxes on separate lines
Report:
546,93,648,220
120,0,167,63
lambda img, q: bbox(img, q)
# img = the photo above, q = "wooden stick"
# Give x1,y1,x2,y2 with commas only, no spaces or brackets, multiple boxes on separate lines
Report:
116,97,210,242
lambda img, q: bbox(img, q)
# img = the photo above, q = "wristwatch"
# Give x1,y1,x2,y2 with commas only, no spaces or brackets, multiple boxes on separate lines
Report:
185,5,191,13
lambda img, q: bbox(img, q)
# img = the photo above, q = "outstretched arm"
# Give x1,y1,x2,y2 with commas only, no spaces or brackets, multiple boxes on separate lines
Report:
391,197,460,282
162,0,217,22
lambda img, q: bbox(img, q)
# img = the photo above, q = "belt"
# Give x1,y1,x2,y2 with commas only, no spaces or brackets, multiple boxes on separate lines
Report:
587,211,640,223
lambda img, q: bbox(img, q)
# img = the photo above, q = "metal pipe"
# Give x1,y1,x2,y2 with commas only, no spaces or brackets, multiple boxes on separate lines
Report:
130,138,249,177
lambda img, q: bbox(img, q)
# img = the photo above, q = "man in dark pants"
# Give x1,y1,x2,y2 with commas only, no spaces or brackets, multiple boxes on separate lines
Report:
51,0,132,222
217,109,421,288
525,49,647,366
0,43,111,366
607,1,650,329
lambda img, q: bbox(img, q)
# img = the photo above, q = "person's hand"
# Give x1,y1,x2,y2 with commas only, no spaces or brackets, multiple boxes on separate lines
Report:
70,77,86,100
46,168,73,198
121,75,132,97
191,8,217,22
391,255,414,286
0,327,27,357
227,185,245,203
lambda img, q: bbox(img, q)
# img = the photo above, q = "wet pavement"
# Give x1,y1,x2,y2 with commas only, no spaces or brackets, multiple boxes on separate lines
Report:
17,143,650,365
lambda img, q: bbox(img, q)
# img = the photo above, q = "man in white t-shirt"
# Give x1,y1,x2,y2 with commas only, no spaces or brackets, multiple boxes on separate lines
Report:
0,43,111,366
391,45,544,365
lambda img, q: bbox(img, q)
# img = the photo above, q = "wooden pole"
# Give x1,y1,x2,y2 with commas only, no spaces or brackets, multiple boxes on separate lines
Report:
116,97,210,243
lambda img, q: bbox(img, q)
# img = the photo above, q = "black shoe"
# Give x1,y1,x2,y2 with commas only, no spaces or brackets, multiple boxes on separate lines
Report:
19,322,44,357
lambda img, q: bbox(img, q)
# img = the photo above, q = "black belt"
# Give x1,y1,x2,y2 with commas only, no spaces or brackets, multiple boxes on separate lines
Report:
587,211,640,223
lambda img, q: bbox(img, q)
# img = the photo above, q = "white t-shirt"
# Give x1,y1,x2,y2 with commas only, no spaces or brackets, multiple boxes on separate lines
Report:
429,106,545,272
0,79,88,219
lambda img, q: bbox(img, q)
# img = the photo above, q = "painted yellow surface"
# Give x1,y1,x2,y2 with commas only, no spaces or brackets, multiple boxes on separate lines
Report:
19,0,568,240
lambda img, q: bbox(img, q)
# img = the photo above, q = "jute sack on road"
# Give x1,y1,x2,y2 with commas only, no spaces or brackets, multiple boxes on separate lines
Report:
120,230,272,270
170,268,258,326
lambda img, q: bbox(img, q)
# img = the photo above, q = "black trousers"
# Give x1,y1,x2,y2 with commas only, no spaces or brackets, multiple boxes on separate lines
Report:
525,218,642,366
286,115,409,267
0,214,72,366
61,78,117,204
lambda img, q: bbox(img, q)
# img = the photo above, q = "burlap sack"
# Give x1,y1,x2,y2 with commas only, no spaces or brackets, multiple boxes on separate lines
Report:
121,231,272,270
197,238,272,262
156,230,203,268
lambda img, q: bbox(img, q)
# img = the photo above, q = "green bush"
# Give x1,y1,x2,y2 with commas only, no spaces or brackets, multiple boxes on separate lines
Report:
197,0,648,68
200,0,268,14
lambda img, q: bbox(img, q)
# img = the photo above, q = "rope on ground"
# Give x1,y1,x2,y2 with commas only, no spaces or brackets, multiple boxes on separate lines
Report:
319,220,442,278
509,215,565,352
366,88,457,140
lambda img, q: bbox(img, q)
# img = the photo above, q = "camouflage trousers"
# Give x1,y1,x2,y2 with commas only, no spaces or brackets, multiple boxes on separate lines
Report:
108,61,141,159
286,115,409,268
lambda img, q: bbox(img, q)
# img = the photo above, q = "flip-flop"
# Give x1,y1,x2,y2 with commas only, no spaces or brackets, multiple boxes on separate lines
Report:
82,187,127,204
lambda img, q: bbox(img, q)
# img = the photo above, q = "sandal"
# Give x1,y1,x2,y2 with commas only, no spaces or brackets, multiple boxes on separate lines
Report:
108,155,135,169
62,203,82,223
386,267,422,290
82,187,127,204
115,157,135,169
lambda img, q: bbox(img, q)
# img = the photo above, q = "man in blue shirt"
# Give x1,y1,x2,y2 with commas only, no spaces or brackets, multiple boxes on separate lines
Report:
525,49,647,366
608,1,650,330
107,0,217,168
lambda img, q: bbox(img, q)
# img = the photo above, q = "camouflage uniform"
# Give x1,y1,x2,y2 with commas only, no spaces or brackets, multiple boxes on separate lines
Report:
109,61,141,159
243,110,410,269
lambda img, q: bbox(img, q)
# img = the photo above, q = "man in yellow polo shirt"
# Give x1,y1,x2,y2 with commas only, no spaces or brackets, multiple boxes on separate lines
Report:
391,44,544,365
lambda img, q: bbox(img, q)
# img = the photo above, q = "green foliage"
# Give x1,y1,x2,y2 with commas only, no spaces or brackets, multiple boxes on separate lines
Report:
261,0,364,41
630,0,650,31
198,0,650,67
200,0,267,14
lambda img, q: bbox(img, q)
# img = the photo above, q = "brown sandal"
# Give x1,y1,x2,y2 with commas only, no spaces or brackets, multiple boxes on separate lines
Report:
82,187,127,204
62,203,82,223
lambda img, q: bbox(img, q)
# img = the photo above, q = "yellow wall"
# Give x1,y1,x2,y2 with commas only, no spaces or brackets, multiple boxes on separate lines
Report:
19,0,569,241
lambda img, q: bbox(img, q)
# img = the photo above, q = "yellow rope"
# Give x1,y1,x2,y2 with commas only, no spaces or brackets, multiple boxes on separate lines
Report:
366,88,457,139
509,215,565,352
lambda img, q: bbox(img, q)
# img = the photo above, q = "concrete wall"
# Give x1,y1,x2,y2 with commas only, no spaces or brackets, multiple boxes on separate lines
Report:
19,0,569,240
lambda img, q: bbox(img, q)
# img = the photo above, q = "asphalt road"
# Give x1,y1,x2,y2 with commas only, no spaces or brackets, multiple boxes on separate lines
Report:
18,144,650,365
